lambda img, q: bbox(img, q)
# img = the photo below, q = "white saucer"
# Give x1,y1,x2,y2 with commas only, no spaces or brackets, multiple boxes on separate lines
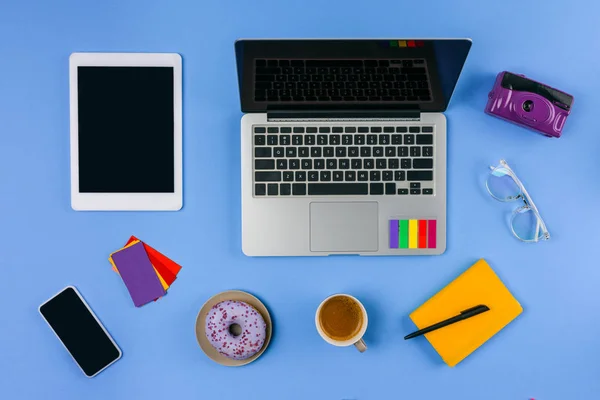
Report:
195,290,272,367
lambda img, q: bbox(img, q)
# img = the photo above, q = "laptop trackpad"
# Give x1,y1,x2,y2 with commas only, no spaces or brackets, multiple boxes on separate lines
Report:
310,202,379,252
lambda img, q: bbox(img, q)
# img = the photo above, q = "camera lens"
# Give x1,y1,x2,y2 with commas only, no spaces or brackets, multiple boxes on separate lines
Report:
522,100,534,112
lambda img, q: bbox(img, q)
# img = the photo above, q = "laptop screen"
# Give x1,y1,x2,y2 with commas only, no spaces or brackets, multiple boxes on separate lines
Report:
235,39,472,113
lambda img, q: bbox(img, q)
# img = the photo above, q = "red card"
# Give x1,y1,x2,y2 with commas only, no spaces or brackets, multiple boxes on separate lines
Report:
126,236,181,286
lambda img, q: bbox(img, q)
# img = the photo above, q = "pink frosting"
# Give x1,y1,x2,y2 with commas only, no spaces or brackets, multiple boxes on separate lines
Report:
205,300,267,360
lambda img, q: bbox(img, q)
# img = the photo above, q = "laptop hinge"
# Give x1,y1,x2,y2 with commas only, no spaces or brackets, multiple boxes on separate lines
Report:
267,109,420,121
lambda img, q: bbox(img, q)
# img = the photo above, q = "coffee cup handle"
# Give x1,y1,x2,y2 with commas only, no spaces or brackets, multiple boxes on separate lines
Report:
354,338,367,353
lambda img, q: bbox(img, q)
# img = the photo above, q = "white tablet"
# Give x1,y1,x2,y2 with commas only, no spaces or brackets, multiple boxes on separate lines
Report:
69,53,182,211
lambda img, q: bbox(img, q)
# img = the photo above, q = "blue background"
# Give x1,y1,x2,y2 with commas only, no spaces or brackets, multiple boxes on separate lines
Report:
1,0,599,399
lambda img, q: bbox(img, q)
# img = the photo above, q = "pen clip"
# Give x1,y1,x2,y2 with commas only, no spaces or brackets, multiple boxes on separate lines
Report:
460,305,489,314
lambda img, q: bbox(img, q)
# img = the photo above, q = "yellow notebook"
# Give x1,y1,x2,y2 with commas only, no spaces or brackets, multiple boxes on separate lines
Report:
409,259,523,367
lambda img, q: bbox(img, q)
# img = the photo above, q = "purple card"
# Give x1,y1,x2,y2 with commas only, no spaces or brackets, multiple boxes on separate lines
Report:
111,242,166,307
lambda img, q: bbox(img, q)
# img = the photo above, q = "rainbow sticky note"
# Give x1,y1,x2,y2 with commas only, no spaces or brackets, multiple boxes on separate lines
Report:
109,237,182,306
110,242,165,307
110,240,170,290
125,236,181,284
389,219,437,249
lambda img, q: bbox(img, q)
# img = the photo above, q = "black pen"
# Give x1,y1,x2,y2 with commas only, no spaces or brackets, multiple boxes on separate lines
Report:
404,305,490,340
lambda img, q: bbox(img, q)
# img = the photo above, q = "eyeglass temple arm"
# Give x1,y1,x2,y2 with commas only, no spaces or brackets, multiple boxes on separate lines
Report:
518,179,550,239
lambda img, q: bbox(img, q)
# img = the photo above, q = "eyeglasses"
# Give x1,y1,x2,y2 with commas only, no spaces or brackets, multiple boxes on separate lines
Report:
486,159,550,242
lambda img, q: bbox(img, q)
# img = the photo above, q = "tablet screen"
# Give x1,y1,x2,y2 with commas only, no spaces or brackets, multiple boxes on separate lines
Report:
77,66,174,193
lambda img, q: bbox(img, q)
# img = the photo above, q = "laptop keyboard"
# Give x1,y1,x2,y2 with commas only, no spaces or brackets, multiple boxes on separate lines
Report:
253,125,434,197
254,59,431,103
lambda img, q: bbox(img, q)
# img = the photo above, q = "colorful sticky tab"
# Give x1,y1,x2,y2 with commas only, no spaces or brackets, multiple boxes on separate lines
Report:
398,40,407,48
418,220,427,249
389,219,437,249
408,220,418,248
399,220,409,249
407,40,416,48
428,220,437,249
389,220,399,248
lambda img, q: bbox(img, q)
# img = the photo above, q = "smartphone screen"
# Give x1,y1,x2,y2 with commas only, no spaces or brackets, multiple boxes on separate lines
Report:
39,287,121,377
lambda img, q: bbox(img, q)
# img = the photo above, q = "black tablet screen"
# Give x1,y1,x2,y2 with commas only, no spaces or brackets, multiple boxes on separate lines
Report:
77,66,174,193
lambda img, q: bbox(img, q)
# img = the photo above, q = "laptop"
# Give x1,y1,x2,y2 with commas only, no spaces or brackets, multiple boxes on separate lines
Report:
235,39,472,256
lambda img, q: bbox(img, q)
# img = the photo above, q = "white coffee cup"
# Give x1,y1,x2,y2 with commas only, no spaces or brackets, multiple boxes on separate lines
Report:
315,294,368,352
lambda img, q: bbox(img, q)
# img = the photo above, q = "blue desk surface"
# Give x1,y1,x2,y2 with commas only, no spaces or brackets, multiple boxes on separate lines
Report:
2,0,600,399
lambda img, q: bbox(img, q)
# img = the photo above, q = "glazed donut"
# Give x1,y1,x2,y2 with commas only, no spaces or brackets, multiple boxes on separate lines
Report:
205,300,267,360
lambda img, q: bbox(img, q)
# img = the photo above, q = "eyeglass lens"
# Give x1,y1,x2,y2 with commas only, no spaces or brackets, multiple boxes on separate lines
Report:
486,166,521,201
511,206,544,242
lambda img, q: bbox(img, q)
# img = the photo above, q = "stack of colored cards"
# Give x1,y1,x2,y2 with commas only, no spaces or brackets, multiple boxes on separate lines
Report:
109,236,182,307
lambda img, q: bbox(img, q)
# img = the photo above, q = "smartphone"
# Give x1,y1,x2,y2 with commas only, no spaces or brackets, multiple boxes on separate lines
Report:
39,286,122,377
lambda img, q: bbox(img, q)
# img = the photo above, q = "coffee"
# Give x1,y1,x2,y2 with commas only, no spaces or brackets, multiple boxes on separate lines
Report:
318,295,364,341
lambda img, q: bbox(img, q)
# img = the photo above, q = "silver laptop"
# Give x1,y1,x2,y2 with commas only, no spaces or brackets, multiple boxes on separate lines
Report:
235,39,472,256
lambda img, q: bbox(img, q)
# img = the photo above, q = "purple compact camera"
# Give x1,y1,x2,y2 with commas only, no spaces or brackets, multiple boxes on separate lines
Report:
485,71,573,138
